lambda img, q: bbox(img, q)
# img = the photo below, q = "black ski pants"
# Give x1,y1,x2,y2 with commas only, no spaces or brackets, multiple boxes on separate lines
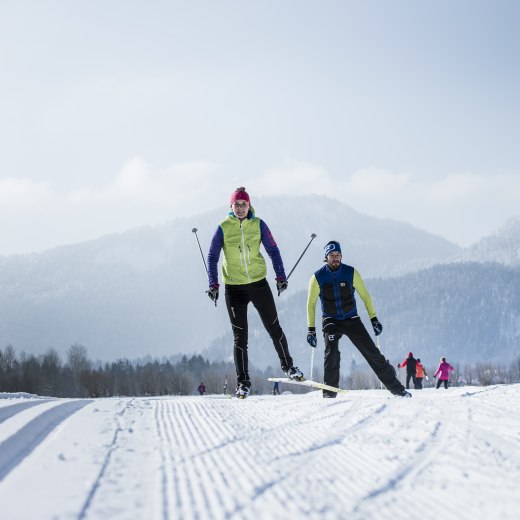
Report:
225,278,294,388
322,316,405,397
406,372,417,390
436,379,449,389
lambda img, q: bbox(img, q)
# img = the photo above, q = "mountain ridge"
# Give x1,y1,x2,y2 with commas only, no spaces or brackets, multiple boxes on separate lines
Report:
0,195,517,362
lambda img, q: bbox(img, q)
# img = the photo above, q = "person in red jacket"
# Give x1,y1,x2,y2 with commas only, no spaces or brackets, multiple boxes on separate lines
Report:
398,352,417,390
434,357,454,389
415,358,427,389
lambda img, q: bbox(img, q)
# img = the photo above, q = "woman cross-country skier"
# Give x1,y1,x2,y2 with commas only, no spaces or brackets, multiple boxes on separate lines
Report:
206,187,304,399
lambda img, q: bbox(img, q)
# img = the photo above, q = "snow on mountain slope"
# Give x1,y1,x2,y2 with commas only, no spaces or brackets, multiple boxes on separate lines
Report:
1,385,519,520
458,216,520,266
0,195,460,360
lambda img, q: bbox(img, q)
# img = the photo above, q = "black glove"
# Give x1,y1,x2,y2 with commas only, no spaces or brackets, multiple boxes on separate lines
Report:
206,286,219,305
371,317,383,336
276,279,288,296
307,327,317,347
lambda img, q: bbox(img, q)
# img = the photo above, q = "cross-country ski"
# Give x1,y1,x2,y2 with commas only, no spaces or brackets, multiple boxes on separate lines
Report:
267,377,348,394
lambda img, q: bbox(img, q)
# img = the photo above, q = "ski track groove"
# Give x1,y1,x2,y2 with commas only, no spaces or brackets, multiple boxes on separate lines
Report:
77,398,132,520
154,400,171,520
352,420,446,519
0,388,518,519
0,399,55,423
348,391,520,520
0,399,93,482
221,397,394,518
160,399,242,518
154,396,346,519
350,396,468,520
276,399,408,517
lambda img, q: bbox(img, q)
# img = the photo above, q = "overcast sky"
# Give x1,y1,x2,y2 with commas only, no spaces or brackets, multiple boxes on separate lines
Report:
1,0,519,255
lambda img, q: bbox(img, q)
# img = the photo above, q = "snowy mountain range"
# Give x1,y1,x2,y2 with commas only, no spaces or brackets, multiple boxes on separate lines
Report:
456,216,520,266
214,261,519,373
0,195,518,364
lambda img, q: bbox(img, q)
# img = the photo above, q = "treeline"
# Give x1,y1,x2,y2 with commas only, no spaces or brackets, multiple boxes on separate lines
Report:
0,343,301,398
1,343,520,398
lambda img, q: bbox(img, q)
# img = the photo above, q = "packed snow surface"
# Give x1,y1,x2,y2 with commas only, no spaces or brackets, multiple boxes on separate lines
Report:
1,385,519,520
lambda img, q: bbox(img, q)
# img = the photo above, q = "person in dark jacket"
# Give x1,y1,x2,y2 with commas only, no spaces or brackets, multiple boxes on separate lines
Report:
197,382,207,395
306,240,411,398
206,187,304,399
398,352,417,390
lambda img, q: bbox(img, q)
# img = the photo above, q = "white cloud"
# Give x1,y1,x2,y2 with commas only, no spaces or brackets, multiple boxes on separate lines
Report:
66,157,221,209
255,161,331,196
0,177,57,213
0,158,226,255
1,158,519,255
254,162,520,247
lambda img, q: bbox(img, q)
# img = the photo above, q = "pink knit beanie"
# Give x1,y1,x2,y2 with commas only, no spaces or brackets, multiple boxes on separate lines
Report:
230,187,250,206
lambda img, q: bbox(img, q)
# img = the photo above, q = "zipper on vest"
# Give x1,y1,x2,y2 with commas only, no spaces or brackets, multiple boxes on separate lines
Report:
333,272,343,317
240,221,251,282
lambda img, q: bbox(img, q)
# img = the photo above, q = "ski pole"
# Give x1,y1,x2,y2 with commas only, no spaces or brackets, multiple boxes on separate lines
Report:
376,336,383,390
286,233,317,280
192,228,216,307
309,345,315,382
192,228,208,274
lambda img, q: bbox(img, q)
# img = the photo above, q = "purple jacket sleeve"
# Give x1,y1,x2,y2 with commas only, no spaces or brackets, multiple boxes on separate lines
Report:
260,220,286,281
207,226,223,287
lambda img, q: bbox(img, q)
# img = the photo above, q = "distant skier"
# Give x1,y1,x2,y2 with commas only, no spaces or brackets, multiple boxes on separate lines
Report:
434,357,454,389
207,187,304,400
415,358,427,389
272,381,280,395
306,240,411,398
197,382,207,395
398,352,417,390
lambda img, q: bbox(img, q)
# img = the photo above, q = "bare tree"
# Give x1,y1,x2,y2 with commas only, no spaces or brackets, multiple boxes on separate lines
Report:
0,345,18,391
41,348,63,396
19,353,42,394
66,344,91,397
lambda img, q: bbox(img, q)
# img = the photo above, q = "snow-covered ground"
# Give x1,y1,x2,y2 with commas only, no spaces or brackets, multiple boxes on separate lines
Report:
1,385,519,520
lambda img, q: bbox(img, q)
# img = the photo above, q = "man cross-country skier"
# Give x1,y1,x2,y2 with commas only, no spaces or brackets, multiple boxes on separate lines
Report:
306,240,411,398
207,187,304,399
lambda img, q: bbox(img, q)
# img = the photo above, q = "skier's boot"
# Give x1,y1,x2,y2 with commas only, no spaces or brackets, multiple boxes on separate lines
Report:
235,384,250,399
285,366,304,382
398,390,412,398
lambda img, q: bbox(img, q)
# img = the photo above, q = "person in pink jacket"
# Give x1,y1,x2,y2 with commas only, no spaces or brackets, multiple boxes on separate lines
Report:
433,357,454,389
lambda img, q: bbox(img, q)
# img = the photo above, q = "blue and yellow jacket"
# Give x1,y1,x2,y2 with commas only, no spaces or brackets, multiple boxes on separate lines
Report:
307,263,377,327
